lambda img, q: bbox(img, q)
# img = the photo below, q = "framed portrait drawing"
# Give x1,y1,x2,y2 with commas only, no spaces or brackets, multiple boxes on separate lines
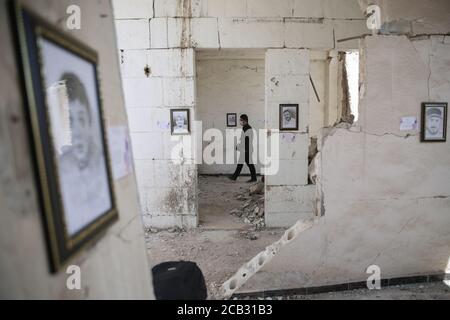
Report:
227,113,237,127
171,109,191,135
421,102,447,142
279,104,299,131
12,2,118,272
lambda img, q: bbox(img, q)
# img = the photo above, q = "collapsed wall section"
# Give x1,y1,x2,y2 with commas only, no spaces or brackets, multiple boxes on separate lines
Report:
237,35,450,293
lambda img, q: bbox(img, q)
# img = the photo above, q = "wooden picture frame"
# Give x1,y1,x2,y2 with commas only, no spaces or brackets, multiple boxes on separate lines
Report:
227,113,237,127
170,109,191,135
421,102,447,142
11,1,118,272
279,104,299,131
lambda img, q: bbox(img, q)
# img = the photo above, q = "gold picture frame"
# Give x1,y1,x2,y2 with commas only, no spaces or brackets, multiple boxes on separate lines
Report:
11,1,118,272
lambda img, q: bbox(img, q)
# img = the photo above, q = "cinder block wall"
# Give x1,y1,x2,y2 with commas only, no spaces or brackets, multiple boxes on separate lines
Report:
113,0,367,228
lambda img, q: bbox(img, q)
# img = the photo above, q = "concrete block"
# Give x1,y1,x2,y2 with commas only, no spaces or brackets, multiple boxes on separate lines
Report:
266,185,315,213
129,130,195,161
130,132,165,159
285,19,334,49
135,160,196,188
128,106,193,134
167,17,190,48
267,132,309,160
430,37,450,102
115,19,150,49
191,18,219,48
154,0,202,17
203,0,246,17
142,214,197,229
162,131,196,161
333,20,369,50
122,78,164,107
150,18,168,48
148,49,195,77
127,107,154,132
218,18,285,48
266,101,309,132
119,49,149,79
323,0,364,19
113,0,153,19
163,77,195,106
168,18,218,48
293,0,324,18
128,107,172,133
266,49,310,76
266,75,309,102
265,210,314,228
266,159,308,186
139,186,197,216
246,0,294,17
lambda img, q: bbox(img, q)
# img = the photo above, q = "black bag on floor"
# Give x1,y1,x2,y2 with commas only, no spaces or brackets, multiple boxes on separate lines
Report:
152,261,208,300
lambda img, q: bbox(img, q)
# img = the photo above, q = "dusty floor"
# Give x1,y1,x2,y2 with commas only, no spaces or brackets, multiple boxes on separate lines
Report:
146,175,284,299
145,176,450,300
146,228,284,299
236,282,450,300
197,175,263,230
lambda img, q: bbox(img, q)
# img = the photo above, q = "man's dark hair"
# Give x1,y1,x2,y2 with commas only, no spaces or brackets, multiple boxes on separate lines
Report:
240,114,248,122
61,72,92,124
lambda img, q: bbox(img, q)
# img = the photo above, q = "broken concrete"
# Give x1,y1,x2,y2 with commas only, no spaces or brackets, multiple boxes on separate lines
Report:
234,35,450,295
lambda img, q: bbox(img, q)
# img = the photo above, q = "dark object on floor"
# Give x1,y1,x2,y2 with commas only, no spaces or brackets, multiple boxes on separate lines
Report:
152,261,208,300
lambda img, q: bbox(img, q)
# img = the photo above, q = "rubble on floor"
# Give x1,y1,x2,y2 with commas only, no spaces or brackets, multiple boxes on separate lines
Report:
229,180,265,230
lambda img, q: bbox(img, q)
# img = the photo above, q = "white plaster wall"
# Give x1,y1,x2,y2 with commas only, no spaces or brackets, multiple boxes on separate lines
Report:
264,49,316,227
0,0,154,299
358,0,450,35
196,52,265,175
239,35,450,292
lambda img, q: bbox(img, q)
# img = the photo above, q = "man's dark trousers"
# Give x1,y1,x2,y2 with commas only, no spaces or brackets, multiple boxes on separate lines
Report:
231,135,257,181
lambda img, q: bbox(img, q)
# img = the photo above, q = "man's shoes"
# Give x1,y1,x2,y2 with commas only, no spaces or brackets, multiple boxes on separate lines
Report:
246,179,258,183
228,175,237,181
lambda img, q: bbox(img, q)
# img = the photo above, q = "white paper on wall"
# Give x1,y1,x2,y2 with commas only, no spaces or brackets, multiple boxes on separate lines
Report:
400,116,418,131
108,126,134,180
282,133,296,143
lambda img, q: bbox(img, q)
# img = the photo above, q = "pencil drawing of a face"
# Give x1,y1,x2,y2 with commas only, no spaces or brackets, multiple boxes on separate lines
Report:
63,73,93,169
426,108,442,136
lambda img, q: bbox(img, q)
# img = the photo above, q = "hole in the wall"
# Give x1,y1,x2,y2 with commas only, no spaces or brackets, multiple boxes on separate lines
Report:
229,278,238,290
344,51,360,123
287,229,296,242
258,254,266,266
144,65,151,77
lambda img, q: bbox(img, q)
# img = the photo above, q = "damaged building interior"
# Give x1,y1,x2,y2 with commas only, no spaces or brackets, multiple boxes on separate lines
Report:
1,0,450,302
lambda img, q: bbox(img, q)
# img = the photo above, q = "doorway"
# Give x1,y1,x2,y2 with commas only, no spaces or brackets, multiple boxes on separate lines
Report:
195,49,266,230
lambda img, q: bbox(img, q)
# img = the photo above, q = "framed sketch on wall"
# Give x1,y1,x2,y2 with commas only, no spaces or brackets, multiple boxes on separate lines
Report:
12,2,118,272
227,113,237,127
421,102,447,142
171,109,191,135
279,104,299,131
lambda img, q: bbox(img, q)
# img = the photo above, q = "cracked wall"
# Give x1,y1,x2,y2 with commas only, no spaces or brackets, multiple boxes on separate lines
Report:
113,0,368,228
0,0,154,299
234,34,450,294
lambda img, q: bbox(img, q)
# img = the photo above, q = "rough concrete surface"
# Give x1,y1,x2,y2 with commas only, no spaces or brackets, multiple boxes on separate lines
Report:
145,176,284,299
145,228,284,299
237,282,450,300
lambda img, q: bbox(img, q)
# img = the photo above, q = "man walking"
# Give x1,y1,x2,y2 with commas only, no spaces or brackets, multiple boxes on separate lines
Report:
229,114,257,183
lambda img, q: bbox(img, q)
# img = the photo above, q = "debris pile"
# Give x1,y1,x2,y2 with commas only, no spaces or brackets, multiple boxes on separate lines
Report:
230,180,265,229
